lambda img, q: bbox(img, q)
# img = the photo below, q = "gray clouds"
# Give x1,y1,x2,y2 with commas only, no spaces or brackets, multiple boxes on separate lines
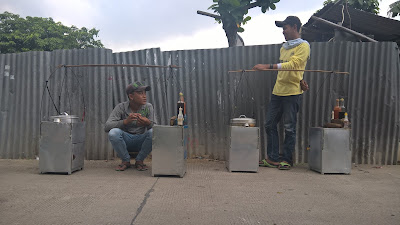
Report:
1,0,395,52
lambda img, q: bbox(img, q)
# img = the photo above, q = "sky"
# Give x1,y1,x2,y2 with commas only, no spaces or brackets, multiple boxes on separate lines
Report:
0,0,397,52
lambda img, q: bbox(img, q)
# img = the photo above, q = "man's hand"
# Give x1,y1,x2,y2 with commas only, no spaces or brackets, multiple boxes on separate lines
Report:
300,80,309,91
123,113,137,125
131,113,151,127
135,114,150,127
123,113,150,126
252,64,269,71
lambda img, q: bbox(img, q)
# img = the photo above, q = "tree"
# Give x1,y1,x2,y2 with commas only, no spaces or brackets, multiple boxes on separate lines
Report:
207,0,280,47
322,0,380,14
387,0,400,17
0,11,104,54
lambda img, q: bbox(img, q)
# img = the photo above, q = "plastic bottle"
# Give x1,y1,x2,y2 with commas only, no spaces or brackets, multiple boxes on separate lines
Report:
343,112,350,128
334,98,341,119
177,107,184,126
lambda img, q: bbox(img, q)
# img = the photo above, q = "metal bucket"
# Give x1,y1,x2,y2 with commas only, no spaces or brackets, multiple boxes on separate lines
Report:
50,115,80,123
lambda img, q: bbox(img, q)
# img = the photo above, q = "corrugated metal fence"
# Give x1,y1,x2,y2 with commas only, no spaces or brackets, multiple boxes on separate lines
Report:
0,42,399,164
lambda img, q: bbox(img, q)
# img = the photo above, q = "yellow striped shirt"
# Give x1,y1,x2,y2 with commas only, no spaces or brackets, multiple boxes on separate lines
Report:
272,42,310,96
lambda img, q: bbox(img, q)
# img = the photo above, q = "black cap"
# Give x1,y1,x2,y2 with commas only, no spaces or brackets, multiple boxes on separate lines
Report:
275,16,302,29
126,81,151,95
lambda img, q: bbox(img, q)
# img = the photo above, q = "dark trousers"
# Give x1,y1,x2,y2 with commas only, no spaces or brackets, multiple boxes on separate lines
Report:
265,94,302,164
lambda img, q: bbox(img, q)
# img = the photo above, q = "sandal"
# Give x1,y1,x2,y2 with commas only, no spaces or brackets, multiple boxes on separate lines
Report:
278,162,291,170
135,163,148,171
115,162,131,171
259,159,278,168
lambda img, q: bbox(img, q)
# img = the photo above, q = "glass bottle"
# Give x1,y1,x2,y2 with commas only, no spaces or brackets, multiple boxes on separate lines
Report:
339,98,346,119
334,98,341,120
177,92,186,117
177,107,184,126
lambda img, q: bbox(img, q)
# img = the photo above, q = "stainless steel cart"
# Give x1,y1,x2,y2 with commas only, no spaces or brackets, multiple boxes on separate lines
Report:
308,127,351,174
39,115,85,174
226,126,259,172
151,125,188,178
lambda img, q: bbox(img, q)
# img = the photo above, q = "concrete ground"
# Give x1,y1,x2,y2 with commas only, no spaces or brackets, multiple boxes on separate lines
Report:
0,159,399,225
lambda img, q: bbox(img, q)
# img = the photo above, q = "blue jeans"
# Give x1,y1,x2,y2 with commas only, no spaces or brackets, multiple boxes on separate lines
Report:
265,94,302,164
108,128,153,162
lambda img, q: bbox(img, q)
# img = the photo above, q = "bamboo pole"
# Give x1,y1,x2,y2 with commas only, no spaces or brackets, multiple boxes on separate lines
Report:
228,69,349,74
58,64,181,68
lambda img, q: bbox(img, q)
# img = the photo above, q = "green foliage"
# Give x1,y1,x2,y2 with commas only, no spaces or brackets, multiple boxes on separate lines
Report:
322,0,380,14
208,0,279,46
387,0,400,17
0,11,104,54
208,0,279,33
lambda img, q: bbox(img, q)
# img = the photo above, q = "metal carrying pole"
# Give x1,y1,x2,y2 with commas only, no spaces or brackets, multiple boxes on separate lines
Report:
311,16,377,43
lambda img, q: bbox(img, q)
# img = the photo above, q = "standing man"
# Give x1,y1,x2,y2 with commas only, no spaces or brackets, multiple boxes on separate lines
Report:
105,81,154,171
253,16,310,170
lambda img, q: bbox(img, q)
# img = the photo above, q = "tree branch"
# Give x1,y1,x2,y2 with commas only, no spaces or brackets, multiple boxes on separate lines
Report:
244,1,262,11
197,10,220,19
197,1,263,20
